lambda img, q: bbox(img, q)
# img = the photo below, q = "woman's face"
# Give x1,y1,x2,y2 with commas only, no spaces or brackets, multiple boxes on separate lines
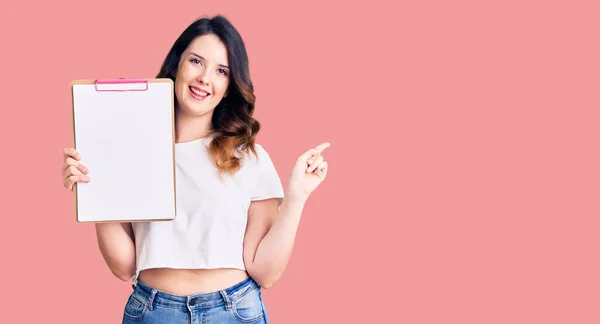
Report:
174,34,231,118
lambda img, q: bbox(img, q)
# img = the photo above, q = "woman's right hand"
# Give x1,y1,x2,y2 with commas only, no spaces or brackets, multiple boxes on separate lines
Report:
62,148,90,191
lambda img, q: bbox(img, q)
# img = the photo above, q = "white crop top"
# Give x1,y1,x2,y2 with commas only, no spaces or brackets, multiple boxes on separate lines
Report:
131,137,285,280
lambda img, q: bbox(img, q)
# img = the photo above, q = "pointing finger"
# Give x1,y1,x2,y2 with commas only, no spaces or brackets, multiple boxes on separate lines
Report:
314,142,331,153
298,148,318,162
298,142,331,162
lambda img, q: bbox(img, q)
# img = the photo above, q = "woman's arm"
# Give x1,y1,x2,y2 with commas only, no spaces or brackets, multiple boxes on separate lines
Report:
61,148,137,282
243,194,306,288
95,222,137,281
243,142,330,288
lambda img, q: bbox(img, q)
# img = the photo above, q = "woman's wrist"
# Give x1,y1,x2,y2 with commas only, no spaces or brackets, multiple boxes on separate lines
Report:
283,188,309,205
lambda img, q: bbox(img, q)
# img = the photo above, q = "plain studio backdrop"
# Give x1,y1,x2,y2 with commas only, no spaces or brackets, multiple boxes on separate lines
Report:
0,0,599,323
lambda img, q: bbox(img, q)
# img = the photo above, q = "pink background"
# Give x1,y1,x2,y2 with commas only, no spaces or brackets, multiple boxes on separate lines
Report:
1,0,599,322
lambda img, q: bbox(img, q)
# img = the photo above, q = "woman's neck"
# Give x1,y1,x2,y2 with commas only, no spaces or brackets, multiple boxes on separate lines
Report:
174,109,213,143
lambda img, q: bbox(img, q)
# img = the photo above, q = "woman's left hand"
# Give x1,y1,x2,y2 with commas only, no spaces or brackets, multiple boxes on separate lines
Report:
286,142,330,200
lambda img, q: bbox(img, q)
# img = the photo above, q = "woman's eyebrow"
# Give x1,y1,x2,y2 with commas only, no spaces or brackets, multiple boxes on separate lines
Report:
190,52,230,69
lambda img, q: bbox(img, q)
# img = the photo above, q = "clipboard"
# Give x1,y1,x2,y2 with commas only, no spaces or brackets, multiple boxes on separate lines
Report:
70,78,177,223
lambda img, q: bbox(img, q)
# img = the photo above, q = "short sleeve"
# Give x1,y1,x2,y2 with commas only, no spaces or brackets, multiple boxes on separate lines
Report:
251,144,285,203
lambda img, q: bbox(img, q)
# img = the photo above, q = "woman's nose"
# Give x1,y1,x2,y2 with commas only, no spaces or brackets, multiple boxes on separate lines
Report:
197,71,210,84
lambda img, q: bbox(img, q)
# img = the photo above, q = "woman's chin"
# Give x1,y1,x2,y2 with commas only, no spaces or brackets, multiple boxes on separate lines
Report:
182,109,208,117
178,104,215,117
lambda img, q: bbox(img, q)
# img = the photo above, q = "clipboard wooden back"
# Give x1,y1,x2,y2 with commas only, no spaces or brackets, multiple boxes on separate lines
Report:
70,78,177,223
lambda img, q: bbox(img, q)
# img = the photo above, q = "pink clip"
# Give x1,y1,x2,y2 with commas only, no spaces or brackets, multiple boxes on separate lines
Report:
95,78,149,92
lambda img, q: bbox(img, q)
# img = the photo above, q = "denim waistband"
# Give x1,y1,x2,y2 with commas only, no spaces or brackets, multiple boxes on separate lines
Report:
132,275,260,310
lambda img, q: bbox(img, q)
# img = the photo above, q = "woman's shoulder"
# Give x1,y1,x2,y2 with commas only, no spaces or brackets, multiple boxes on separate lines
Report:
237,142,277,168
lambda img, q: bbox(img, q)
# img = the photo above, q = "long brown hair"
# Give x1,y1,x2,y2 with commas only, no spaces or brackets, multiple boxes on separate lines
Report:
156,15,260,177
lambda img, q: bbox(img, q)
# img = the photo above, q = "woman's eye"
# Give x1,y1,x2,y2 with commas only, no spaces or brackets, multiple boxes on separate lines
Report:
191,58,201,64
218,68,228,76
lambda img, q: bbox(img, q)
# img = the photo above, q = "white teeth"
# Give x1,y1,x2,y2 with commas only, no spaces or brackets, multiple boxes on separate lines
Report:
190,87,208,97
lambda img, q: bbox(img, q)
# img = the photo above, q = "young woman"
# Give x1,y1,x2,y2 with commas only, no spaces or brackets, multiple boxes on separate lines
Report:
61,15,329,323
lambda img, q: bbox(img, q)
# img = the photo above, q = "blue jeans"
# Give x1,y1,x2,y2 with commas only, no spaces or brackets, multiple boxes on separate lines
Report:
122,276,269,323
